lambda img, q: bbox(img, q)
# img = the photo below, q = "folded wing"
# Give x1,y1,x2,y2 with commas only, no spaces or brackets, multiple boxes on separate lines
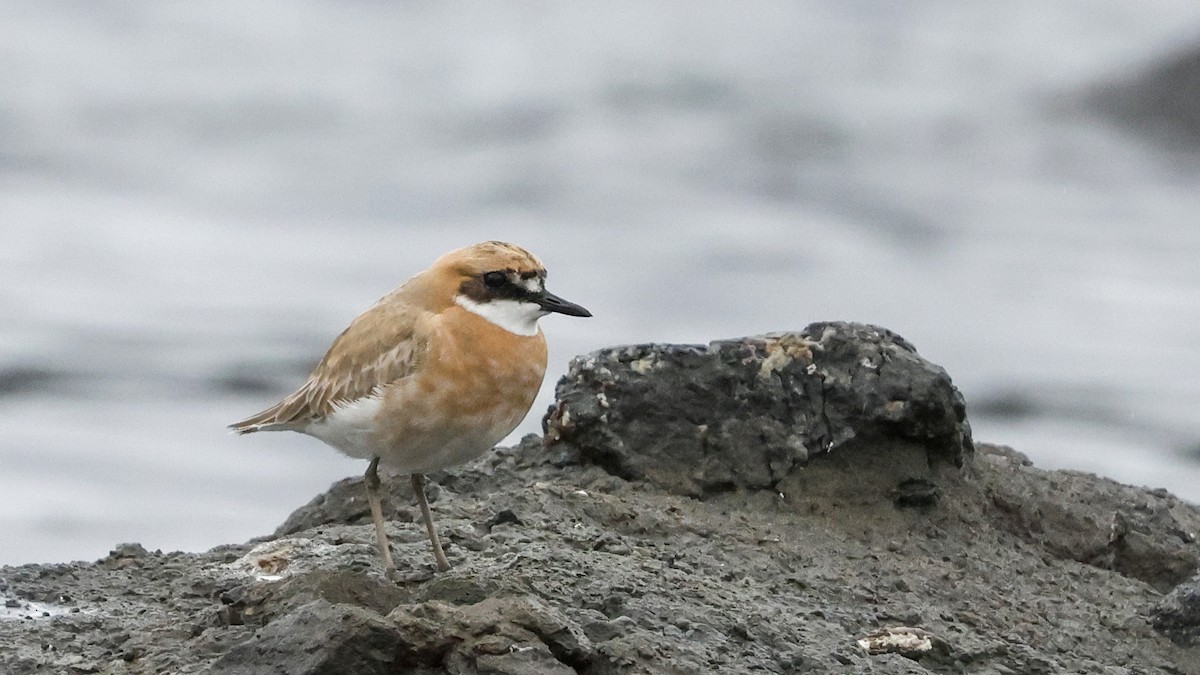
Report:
229,300,429,433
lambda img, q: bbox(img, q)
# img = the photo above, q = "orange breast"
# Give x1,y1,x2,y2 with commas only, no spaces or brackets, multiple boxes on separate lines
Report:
374,306,548,472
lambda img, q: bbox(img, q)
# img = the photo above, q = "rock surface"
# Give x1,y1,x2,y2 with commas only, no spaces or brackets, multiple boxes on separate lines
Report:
1155,572,1200,649
543,323,973,497
2,323,1199,674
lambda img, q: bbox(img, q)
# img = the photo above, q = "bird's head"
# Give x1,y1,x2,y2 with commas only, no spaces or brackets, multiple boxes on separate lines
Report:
429,241,591,336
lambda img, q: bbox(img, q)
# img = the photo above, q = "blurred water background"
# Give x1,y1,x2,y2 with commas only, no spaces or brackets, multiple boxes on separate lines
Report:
3,1,1200,565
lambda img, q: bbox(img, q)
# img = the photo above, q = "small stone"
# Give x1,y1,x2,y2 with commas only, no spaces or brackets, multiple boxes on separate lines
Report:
108,543,150,559
489,509,523,528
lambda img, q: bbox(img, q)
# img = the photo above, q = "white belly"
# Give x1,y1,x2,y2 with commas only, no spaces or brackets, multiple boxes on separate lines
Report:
301,394,524,474
303,396,383,460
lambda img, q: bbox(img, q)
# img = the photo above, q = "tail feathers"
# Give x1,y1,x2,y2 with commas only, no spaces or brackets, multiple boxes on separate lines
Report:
228,407,302,434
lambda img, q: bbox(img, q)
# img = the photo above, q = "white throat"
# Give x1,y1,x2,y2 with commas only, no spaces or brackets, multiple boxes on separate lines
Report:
455,296,544,336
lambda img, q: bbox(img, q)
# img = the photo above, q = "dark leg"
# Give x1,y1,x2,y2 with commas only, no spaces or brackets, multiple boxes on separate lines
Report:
364,457,397,579
411,473,451,571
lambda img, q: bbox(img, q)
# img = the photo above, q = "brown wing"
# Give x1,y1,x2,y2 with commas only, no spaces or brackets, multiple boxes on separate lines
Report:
229,297,429,433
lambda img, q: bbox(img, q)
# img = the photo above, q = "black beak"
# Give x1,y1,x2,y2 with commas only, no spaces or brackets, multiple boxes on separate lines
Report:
536,290,592,317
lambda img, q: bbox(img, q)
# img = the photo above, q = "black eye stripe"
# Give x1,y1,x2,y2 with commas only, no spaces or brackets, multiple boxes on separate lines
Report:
466,269,546,304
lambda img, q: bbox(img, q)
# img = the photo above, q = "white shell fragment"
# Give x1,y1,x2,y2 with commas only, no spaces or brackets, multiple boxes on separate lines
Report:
857,626,934,657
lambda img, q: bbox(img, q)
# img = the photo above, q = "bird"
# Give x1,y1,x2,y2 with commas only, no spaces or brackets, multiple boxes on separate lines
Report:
229,241,591,577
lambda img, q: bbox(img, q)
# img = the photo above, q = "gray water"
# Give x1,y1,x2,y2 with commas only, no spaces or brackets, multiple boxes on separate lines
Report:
3,1,1200,565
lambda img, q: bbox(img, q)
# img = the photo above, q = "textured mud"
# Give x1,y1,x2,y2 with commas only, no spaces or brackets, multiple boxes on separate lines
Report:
2,323,1199,674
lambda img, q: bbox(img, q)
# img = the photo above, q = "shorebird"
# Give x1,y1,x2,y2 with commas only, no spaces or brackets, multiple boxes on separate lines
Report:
230,241,591,576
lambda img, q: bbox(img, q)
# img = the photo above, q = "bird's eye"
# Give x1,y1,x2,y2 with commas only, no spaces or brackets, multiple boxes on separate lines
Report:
483,271,507,288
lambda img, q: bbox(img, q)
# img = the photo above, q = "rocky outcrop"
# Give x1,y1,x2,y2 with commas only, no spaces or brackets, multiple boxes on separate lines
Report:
980,448,1200,594
544,323,972,498
2,323,1198,674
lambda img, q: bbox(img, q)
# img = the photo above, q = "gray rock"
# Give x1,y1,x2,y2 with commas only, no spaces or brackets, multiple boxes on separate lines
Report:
2,326,1199,674
544,322,972,497
207,599,446,675
274,472,449,538
392,597,594,675
979,444,1200,592
1154,572,1200,647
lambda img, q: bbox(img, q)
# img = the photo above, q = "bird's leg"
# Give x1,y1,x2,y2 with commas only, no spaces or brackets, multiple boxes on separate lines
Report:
411,473,451,571
364,457,398,579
